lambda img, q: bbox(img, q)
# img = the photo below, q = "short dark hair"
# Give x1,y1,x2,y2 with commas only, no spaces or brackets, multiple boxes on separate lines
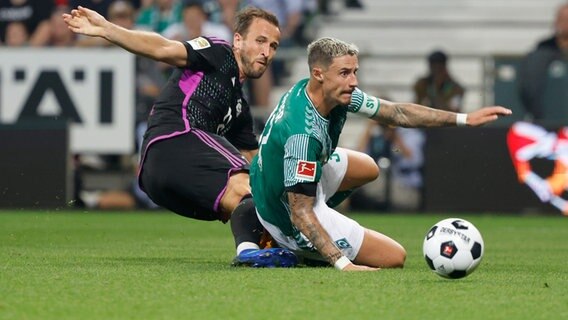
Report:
428,50,448,64
233,6,279,37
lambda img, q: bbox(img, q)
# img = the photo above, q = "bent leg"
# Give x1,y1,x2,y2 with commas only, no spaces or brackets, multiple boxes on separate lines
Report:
325,148,379,207
338,148,379,191
219,171,251,221
139,132,249,221
230,196,264,252
353,228,406,268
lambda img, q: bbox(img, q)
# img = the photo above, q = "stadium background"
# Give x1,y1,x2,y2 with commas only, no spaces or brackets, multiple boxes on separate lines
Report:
1,0,568,215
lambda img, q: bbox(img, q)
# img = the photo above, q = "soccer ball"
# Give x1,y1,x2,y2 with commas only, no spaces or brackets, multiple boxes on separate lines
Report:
422,218,484,279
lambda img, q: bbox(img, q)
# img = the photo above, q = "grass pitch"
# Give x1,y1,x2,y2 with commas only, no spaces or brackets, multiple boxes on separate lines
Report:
1,211,567,320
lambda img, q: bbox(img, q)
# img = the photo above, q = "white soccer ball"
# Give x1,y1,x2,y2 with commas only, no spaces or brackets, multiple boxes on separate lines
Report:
422,218,484,279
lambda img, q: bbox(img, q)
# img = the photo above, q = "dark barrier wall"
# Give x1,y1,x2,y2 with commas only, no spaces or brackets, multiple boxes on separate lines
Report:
0,122,71,208
424,127,558,214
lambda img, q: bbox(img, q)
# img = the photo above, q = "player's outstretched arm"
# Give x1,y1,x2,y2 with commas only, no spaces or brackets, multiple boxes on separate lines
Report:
288,191,378,271
373,99,512,128
62,6,187,66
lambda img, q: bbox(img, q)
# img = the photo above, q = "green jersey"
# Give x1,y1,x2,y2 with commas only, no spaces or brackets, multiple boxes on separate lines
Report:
250,79,380,236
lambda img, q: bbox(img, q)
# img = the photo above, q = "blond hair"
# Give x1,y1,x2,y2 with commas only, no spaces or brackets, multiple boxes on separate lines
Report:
307,37,359,71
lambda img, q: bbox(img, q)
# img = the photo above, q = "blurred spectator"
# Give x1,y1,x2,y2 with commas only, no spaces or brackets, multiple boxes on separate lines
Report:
75,0,127,46
138,0,152,8
356,121,426,211
518,3,568,121
0,0,55,46
247,0,302,48
204,0,239,32
244,0,303,112
135,0,182,34
69,0,115,18
80,163,160,210
162,0,231,42
317,0,363,15
47,6,77,47
413,50,465,113
4,21,28,46
345,0,363,8
534,3,568,52
68,0,144,12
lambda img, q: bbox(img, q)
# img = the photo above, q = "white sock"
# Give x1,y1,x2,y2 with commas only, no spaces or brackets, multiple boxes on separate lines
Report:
80,191,101,209
236,242,260,255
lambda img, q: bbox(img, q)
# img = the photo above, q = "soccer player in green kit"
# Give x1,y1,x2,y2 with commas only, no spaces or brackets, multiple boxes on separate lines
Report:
250,37,512,271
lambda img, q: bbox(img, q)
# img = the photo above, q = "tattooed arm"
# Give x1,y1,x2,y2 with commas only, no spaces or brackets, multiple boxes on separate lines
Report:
373,99,512,128
288,191,377,271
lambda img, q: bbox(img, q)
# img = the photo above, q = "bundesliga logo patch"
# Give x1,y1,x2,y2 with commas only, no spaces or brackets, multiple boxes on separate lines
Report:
295,160,316,181
187,37,211,50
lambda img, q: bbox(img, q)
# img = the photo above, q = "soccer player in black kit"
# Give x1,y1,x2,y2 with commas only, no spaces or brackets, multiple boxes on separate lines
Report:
63,5,297,267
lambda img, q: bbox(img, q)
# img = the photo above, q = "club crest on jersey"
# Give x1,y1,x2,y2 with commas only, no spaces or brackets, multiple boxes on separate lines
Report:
187,37,211,50
295,160,316,181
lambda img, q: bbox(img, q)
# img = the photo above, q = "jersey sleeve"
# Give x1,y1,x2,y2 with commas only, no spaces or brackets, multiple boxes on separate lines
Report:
348,88,381,118
225,106,259,151
183,36,231,71
283,134,323,189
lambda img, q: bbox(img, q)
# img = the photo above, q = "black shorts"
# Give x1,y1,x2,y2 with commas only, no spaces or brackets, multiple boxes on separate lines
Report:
139,130,249,221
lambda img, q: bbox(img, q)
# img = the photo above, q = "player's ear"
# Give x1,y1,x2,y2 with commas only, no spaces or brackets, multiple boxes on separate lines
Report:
233,33,242,48
312,67,324,83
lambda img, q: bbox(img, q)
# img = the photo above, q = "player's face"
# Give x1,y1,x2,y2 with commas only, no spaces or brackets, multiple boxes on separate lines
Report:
234,18,280,79
322,55,359,106
556,6,568,49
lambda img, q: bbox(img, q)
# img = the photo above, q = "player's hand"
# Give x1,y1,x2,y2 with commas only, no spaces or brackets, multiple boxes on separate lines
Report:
466,106,512,127
62,6,108,38
342,262,380,271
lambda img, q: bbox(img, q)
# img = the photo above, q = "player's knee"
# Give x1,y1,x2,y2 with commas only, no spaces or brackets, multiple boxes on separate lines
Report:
228,172,251,196
378,246,406,269
389,246,407,268
361,153,380,182
222,172,252,213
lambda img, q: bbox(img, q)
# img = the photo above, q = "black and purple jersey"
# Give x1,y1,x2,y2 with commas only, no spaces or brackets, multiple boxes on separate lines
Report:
140,36,258,158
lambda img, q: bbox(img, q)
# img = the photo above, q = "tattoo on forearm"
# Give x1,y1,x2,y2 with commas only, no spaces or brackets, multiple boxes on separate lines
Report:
288,192,343,264
390,103,412,127
383,103,455,128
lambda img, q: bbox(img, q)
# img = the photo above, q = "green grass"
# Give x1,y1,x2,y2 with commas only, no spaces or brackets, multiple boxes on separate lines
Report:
1,211,567,320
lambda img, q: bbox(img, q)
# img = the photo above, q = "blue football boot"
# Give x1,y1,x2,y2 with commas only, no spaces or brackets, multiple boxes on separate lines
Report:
232,248,298,268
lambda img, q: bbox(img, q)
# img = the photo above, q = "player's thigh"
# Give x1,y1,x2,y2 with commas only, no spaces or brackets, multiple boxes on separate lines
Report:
312,202,366,261
320,148,349,201
139,132,248,220
256,203,365,262
337,148,379,191
353,228,406,268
